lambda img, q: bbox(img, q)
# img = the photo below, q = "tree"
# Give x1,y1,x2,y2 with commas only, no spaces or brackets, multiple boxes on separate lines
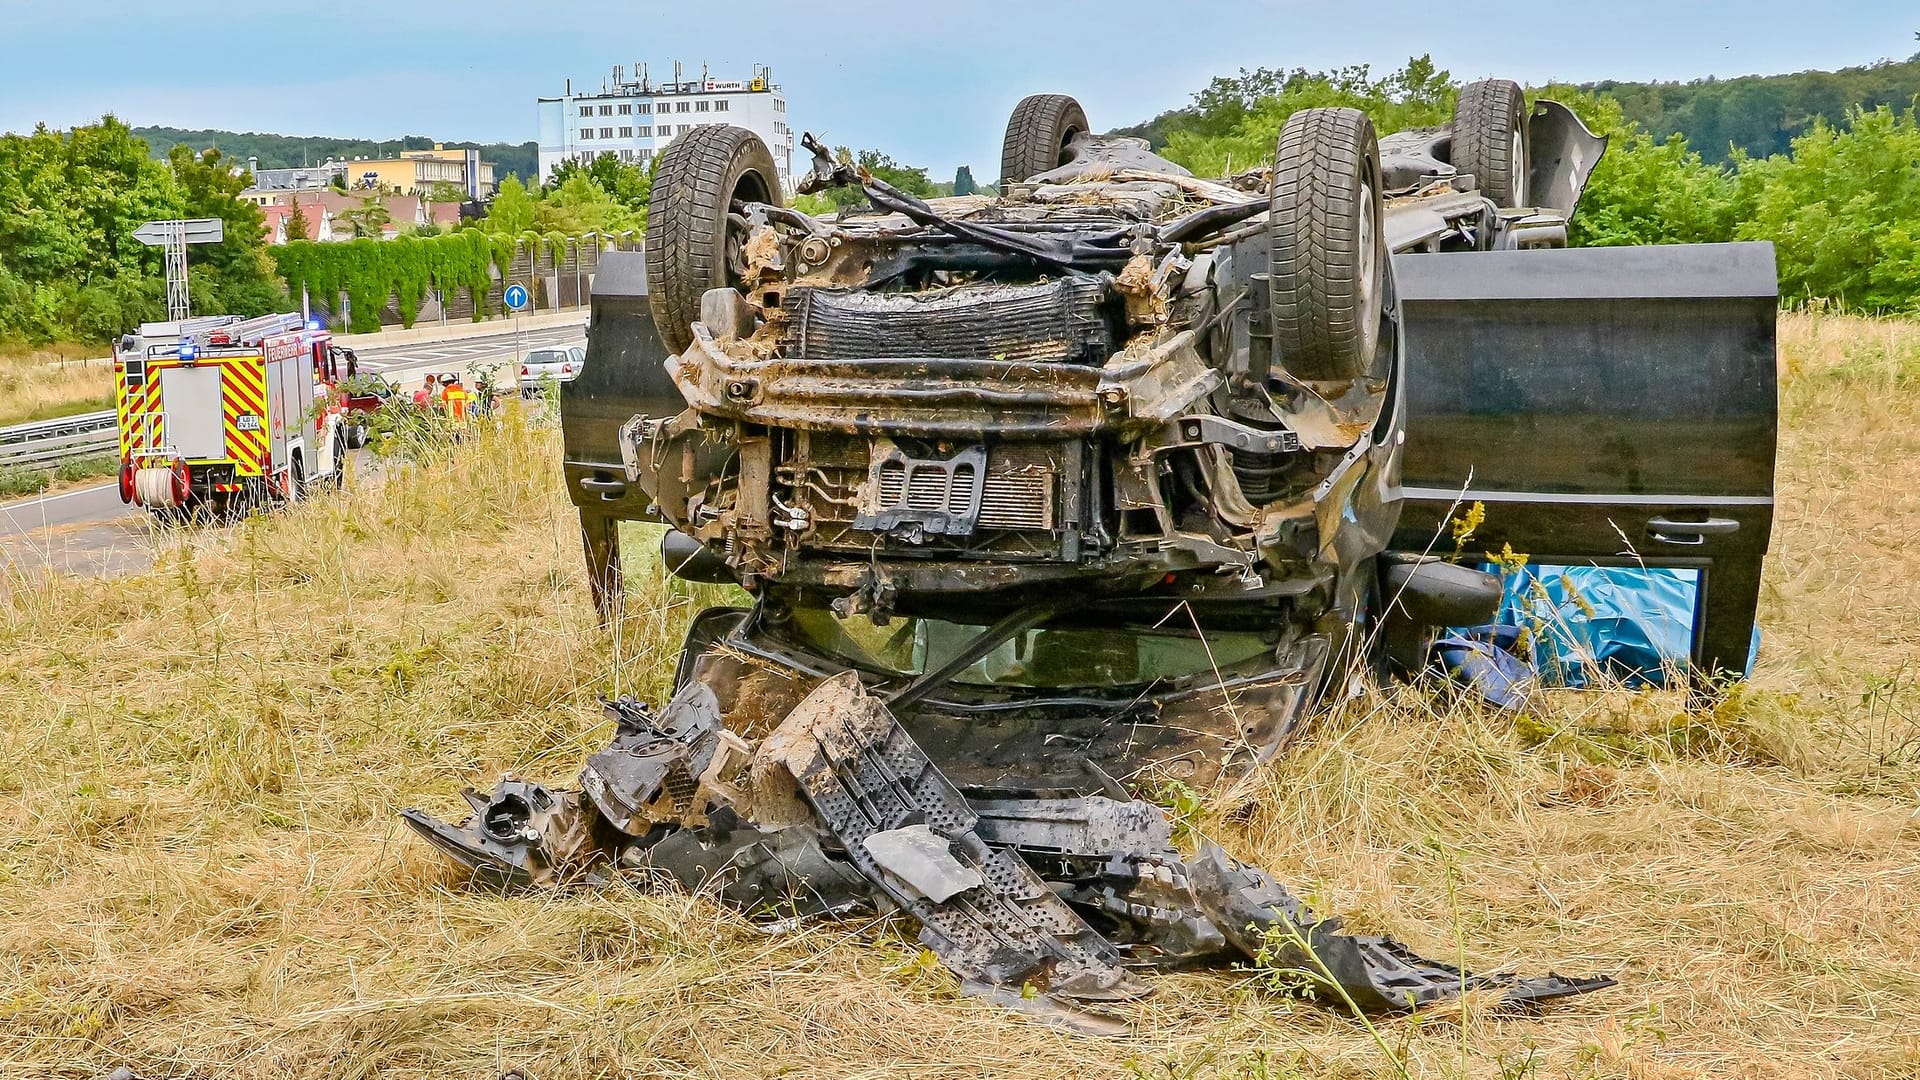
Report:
536,174,641,236
1534,86,1745,249
164,144,285,314
818,147,937,208
340,195,392,240
1737,104,1920,310
545,153,652,217
479,176,537,236
952,165,978,196
1157,56,1457,177
284,199,311,243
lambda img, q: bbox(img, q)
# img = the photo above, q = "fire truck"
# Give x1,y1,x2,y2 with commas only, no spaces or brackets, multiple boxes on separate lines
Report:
115,312,349,517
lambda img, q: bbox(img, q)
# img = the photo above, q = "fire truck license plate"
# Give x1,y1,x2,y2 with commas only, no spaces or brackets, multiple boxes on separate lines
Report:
236,414,262,432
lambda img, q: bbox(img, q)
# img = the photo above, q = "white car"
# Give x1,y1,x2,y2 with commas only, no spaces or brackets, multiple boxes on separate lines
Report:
519,345,585,394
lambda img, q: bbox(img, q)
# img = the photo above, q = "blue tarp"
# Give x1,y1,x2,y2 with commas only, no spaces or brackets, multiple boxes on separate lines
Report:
1435,564,1759,707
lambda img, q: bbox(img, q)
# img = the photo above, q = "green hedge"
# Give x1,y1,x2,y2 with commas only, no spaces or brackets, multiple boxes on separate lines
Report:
272,229,502,334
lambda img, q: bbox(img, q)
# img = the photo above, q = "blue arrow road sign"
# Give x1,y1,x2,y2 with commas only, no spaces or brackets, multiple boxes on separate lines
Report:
504,283,529,311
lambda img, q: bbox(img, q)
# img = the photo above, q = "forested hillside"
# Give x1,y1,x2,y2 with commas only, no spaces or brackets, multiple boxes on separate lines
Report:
130,127,538,182
1590,53,1920,161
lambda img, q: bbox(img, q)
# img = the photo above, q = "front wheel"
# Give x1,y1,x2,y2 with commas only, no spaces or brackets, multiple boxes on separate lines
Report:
1267,106,1387,382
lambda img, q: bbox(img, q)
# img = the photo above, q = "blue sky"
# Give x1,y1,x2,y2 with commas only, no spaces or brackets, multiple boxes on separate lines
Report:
0,1,1913,174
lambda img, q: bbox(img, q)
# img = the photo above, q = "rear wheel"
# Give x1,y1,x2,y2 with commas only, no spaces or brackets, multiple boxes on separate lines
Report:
999,94,1088,184
1268,107,1387,382
645,125,782,356
1452,79,1529,208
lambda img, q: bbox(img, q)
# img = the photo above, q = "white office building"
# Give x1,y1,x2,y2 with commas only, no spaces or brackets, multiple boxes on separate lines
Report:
536,63,793,189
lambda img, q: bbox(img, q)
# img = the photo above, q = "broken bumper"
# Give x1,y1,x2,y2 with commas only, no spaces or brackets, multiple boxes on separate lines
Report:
404,673,1613,1031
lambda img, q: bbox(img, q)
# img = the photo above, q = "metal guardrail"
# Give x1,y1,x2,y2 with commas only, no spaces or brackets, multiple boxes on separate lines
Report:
0,410,117,468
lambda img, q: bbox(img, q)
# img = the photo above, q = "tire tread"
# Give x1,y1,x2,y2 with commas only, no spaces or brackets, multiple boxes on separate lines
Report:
645,125,780,355
1268,106,1382,381
1000,94,1089,184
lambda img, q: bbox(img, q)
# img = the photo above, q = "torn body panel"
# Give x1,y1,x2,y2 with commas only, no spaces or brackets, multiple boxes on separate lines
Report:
404,671,1613,1028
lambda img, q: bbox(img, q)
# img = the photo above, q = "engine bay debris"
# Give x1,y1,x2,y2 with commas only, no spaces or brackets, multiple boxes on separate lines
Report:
404,672,1612,1031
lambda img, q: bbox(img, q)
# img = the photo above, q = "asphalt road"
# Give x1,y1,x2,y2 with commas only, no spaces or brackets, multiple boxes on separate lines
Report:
352,323,586,380
0,482,151,578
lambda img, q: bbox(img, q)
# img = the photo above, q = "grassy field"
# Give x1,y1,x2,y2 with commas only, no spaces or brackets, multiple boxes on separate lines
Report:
0,343,115,429
1,313,1916,1079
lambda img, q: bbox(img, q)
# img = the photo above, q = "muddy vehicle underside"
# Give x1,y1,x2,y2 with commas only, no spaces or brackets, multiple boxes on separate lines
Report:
421,85,1779,1026
615,86,1630,767
556,83,1781,786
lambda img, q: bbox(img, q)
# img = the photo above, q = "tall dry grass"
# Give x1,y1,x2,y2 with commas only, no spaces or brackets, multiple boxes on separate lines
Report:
0,313,1916,1079
0,344,115,428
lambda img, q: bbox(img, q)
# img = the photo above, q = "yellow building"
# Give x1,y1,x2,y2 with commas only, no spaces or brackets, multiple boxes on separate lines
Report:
346,145,497,197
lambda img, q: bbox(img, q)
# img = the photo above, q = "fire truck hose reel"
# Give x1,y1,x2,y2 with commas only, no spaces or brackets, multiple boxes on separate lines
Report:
133,467,184,508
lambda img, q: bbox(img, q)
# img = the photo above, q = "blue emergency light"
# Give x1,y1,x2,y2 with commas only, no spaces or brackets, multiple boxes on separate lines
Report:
178,340,197,361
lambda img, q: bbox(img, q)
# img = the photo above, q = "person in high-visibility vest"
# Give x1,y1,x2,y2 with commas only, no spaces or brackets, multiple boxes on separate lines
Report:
441,376,470,421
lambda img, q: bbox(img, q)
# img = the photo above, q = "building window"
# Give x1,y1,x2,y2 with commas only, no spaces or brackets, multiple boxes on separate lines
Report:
600,127,614,139
695,99,710,112
619,126,633,138
676,101,690,113
620,149,632,161
579,105,592,116
677,124,691,135
639,149,653,161
636,102,650,114
598,105,613,116
579,129,593,141
636,126,652,138
618,104,632,115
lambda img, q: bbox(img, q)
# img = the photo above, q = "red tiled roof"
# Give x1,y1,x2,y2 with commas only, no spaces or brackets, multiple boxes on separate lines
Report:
261,202,326,243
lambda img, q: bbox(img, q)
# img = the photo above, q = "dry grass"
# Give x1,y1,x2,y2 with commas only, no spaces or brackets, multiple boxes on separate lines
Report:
1,313,1918,1079
0,343,115,428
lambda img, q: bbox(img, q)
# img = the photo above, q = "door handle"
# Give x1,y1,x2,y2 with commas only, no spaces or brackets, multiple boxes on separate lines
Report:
580,476,627,500
1646,516,1741,545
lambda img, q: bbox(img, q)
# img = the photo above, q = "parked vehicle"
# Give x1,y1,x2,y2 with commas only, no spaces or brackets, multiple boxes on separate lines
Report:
337,374,395,448
518,346,585,395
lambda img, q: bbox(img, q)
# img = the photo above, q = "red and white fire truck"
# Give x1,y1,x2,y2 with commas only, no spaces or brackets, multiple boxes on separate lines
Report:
115,313,349,516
